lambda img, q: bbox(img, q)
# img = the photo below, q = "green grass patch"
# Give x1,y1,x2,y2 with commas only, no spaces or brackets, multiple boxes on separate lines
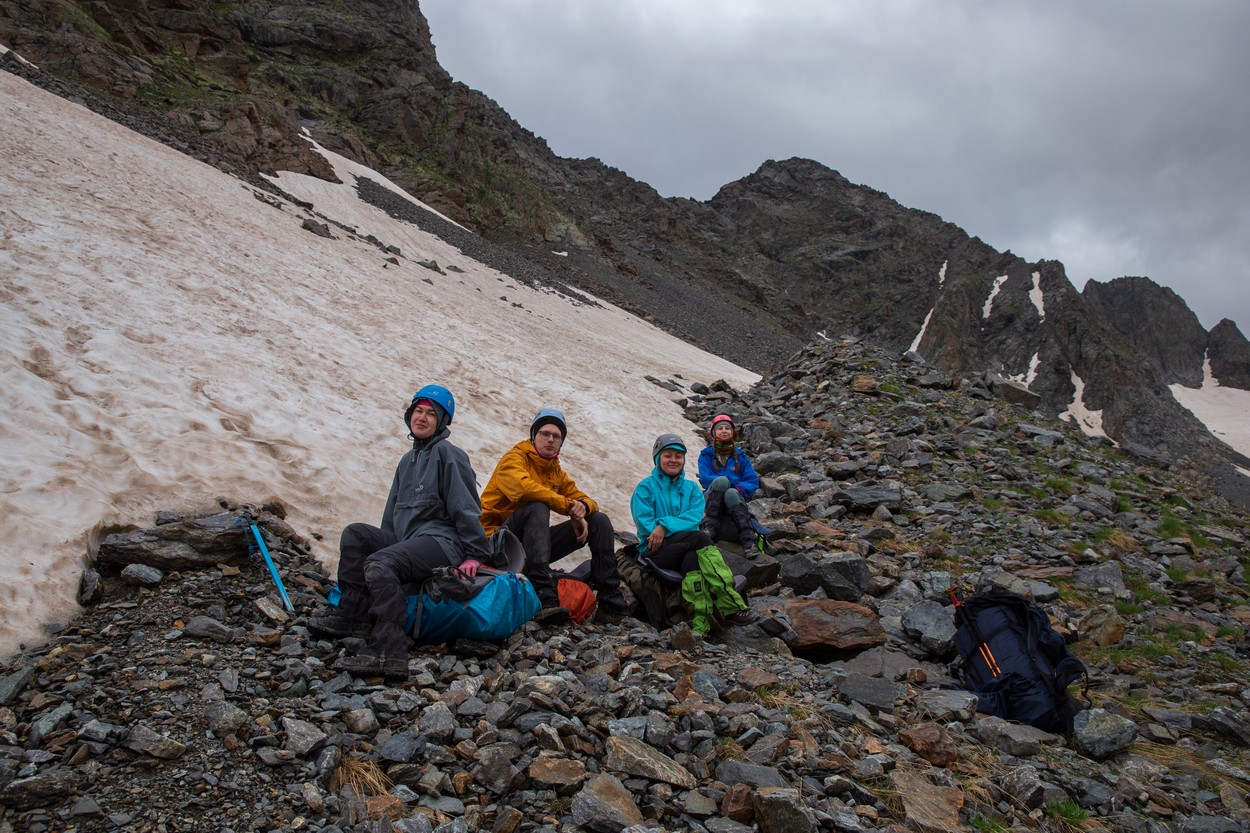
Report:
1216,625,1245,640
1114,599,1145,615
1054,579,1096,609
1045,799,1090,825
1076,629,1174,670
1157,515,1185,538
1045,477,1077,495
1123,570,1170,605
1161,622,1207,643
1201,651,1244,672
1034,508,1074,527
969,814,1008,833
1165,565,1190,583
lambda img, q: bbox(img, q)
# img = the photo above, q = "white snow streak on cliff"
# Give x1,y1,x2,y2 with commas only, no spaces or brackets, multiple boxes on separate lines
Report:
982,275,1009,320
1029,271,1045,321
1059,372,1108,439
907,261,947,355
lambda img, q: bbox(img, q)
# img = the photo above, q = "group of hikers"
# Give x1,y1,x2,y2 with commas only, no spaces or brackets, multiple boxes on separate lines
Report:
309,384,766,680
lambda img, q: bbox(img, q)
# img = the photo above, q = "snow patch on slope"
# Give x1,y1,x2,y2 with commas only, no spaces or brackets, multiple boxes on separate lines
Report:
1170,354,1250,460
0,71,756,655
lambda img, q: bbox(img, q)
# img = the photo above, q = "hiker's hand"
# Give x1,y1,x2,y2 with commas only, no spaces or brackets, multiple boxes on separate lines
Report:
572,516,588,545
457,559,481,578
568,500,587,520
647,525,666,551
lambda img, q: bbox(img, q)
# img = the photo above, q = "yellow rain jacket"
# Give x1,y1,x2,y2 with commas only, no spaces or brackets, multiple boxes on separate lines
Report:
479,441,599,535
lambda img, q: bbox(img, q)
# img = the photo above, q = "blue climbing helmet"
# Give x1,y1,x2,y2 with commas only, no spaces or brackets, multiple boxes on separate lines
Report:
530,407,567,442
405,384,455,428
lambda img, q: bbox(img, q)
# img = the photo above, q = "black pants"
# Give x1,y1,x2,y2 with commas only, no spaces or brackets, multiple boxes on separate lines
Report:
646,530,713,575
335,522,451,654
503,502,621,606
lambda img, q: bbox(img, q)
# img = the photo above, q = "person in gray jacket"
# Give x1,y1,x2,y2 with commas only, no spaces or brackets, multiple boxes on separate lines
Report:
309,384,490,680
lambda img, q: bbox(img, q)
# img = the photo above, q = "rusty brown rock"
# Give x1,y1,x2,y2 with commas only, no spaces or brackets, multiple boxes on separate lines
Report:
898,723,959,767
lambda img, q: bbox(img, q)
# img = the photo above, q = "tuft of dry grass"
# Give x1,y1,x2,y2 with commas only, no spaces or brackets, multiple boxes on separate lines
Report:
1130,739,1244,786
864,776,905,820
755,685,830,728
1098,529,1141,554
332,755,393,798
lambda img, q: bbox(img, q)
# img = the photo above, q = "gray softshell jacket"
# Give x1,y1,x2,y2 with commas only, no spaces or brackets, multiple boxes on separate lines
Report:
380,427,491,566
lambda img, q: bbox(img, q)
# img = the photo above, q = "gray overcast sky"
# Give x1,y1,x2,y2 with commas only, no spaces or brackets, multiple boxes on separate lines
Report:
422,1,1250,335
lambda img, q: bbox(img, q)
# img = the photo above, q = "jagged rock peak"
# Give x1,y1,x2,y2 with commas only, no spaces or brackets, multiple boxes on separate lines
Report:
1209,318,1250,390
1083,276,1208,387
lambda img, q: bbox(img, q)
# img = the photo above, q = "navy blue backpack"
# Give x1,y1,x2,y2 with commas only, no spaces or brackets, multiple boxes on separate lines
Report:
953,590,1088,734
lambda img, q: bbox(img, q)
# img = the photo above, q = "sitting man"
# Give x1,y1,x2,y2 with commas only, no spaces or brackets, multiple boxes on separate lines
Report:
479,408,630,625
309,384,490,680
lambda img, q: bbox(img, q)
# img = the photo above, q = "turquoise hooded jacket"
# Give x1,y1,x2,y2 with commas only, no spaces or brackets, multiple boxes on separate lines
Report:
630,464,706,554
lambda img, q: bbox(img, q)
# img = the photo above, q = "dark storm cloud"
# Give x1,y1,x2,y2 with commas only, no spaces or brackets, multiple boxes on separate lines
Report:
423,1,1250,333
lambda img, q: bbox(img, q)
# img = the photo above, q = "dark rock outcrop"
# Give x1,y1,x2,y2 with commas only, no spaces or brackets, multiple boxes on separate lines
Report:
1083,276,1209,387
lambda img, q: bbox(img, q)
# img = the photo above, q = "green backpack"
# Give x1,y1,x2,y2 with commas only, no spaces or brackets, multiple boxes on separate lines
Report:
681,546,749,635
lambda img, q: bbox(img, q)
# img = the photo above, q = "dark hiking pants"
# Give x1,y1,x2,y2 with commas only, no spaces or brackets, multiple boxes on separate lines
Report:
646,530,714,575
503,502,621,607
336,522,450,655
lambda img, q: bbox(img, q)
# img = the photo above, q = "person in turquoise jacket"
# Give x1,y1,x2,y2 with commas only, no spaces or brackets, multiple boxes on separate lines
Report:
631,433,753,634
697,413,762,552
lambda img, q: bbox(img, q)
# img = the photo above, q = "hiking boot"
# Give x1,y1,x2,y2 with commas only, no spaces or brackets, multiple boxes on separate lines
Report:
723,610,758,626
596,591,632,622
597,589,630,613
333,649,409,681
534,605,571,627
307,612,369,640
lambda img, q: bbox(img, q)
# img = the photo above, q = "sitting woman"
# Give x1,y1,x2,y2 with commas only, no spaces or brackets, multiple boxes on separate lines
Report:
630,433,754,635
697,413,761,552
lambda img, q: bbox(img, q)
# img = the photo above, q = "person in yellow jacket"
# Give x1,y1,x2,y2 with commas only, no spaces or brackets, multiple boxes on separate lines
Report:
480,408,630,625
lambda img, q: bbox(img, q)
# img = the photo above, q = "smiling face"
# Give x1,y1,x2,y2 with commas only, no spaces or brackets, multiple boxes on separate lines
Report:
658,448,685,477
408,401,439,439
711,421,735,442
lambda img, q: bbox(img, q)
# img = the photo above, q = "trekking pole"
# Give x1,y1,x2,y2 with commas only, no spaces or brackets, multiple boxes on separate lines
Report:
238,515,295,612
950,585,1002,678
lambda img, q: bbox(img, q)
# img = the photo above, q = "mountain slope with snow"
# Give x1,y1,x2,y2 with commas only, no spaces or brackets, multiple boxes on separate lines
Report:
0,71,755,655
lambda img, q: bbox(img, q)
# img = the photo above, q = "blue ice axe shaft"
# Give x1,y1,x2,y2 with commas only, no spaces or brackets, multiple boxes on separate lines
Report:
248,520,294,612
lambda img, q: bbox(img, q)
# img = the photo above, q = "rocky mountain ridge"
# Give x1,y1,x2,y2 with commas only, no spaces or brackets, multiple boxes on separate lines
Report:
3,337,1250,832
1,0,1246,505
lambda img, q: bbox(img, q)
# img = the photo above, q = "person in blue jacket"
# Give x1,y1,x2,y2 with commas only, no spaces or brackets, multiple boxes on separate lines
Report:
631,433,753,633
697,413,761,552
308,384,491,681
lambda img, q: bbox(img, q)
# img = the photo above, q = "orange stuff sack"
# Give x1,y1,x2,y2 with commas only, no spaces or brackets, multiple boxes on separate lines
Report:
557,578,598,623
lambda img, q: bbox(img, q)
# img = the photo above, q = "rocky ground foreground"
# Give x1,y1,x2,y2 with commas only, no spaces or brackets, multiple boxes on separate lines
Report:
3,337,1250,833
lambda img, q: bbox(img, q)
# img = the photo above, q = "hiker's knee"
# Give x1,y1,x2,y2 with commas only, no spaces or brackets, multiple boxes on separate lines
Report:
587,511,613,537
512,501,550,528
722,488,742,509
340,522,374,550
709,476,730,493
363,555,401,590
